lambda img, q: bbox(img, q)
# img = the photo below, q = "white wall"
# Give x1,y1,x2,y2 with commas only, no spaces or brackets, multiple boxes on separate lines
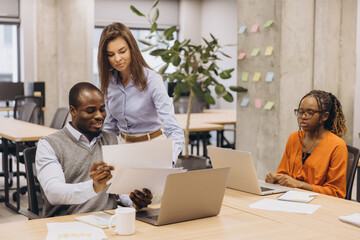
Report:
179,0,238,109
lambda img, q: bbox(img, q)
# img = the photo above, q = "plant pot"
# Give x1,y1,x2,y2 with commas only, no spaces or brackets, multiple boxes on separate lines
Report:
175,155,207,171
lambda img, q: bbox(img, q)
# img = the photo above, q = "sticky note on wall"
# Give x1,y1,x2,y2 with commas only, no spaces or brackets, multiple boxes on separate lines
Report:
241,97,250,107
264,20,274,28
252,72,261,82
241,72,249,81
238,52,246,60
265,46,274,56
264,101,274,110
255,98,262,109
250,48,260,56
251,23,259,32
266,72,274,82
238,25,247,34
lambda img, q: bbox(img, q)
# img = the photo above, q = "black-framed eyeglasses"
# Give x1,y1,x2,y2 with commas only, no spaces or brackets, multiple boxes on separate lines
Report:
294,109,323,119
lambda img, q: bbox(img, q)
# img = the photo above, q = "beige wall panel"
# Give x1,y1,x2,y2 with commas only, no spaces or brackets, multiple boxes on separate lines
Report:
57,0,94,108
279,0,315,174
236,0,281,178
36,0,94,125
36,0,58,125
313,0,341,93
338,0,357,144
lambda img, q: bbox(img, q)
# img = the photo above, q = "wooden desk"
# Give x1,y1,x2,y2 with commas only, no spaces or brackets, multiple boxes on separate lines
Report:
0,190,359,239
0,117,57,211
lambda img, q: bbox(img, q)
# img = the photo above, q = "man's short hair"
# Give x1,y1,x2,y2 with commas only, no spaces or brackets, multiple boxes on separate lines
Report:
69,82,103,108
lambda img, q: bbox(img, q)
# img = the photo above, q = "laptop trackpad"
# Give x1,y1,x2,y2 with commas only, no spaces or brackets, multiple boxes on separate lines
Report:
136,208,160,225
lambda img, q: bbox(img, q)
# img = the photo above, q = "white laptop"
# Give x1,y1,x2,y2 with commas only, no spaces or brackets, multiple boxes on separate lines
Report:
208,146,291,195
136,167,230,226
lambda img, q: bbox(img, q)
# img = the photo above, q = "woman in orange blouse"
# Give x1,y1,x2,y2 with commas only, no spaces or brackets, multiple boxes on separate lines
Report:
265,90,348,198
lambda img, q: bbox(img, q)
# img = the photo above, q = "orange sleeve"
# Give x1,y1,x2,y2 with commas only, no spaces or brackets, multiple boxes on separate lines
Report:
277,133,295,175
312,143,347,198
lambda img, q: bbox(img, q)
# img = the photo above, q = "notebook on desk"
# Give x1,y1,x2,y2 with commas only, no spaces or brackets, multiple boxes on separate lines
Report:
208,146,291,196
136,167,230,226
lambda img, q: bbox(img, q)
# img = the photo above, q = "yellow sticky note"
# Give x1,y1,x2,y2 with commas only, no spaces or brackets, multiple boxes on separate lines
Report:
264,20,274,28
241,72,249,81
265,46,274,56
250,48,260,56
252,72,261,82
264,101,274,110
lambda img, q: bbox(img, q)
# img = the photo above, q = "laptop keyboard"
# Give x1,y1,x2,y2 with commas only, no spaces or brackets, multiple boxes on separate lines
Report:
146,215,159,221
260,186,274,192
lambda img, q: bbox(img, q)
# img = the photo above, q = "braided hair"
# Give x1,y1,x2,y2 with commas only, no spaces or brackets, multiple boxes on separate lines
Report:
298,90,347,137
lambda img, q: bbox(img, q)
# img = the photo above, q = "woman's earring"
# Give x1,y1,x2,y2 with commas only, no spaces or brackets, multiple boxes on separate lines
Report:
109,67,114,72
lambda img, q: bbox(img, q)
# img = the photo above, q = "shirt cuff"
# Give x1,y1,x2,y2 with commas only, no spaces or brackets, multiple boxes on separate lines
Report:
86,180,98,198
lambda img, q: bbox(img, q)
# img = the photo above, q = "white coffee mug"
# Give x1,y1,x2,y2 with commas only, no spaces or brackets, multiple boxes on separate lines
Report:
108,207,136,235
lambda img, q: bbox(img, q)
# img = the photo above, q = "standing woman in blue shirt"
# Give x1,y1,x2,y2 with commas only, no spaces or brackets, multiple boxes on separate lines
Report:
97,22,184,163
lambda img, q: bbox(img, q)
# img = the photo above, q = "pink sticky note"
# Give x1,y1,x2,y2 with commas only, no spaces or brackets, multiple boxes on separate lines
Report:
255,98,262,109
251,24,259,33
238,52,246,60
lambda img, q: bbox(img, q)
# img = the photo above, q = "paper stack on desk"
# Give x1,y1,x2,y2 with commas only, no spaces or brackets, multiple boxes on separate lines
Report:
102,139,185,198
277,190,318,203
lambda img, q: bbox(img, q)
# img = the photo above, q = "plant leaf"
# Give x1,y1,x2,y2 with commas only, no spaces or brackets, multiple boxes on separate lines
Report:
229,86,248,92
150,48,166,56
152,0,160,9
139,40,152,46
151,22,158,33
141,45,155,52
223,92,234,102
215,84,227,97
204,92,216,105
179,39,190,48
130,6,145,17
172,54,181,66
220,51,231,58
164,26,177,40
152,8,159,22
219,68,234,79
159,63,169,74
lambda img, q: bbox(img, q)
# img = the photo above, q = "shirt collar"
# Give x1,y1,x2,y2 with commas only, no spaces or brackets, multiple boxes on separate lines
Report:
65,122,102,145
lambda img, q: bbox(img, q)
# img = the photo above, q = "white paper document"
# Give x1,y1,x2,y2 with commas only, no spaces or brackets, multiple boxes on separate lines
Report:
46,222,107,240
75,212,113,229
277,190,318,203
338,213,360,227
102,139,173,184
249,199,321,214
106,167,186,196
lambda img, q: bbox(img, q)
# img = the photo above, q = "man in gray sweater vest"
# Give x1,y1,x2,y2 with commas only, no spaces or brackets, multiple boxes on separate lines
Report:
36,82,152,217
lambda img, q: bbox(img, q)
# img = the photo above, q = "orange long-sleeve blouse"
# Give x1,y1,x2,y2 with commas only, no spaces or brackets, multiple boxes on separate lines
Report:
277,131,347,198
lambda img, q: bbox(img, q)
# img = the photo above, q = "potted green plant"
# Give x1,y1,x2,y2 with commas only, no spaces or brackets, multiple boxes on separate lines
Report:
131,0,247,166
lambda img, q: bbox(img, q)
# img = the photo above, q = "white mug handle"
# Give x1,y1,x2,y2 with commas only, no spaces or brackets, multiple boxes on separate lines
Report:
108,215,116,233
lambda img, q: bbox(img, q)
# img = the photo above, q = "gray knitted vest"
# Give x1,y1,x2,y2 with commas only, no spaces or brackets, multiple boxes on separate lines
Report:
41,127,118,217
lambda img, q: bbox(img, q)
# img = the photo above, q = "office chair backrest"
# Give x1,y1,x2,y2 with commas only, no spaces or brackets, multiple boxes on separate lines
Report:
14,96,44,124
50,107,69,129
23,146,42,217
15,101,37,122
345,145,360,200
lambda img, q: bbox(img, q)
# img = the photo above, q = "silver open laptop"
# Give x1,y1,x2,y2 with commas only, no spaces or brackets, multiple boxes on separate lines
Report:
208,146,291,195
136,167,230,226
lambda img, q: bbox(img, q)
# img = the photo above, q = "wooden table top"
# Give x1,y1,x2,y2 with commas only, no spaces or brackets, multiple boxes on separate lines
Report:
0,189,358,239
0,117,57,142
